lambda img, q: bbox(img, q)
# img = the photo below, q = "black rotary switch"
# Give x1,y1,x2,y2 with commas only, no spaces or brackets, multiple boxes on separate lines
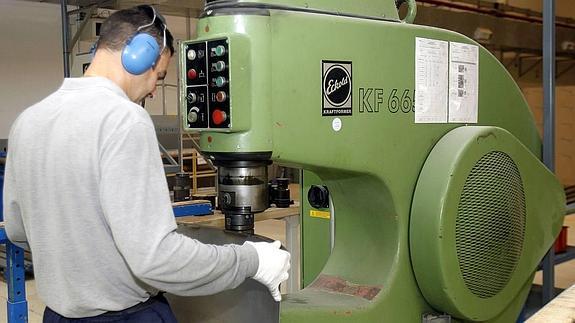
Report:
308,185,329,209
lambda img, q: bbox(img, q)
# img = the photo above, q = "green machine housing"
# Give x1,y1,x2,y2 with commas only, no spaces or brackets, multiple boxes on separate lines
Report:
179,0,566,321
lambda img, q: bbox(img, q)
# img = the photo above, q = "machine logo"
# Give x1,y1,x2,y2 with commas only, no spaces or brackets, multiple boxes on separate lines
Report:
322,61,352,116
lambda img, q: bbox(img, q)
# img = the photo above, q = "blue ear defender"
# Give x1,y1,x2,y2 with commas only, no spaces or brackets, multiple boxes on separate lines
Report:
122,33,160,74
121,6,166,75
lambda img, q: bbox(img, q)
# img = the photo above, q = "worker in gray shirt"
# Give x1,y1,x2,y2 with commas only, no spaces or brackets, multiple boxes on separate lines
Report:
3,5,290,322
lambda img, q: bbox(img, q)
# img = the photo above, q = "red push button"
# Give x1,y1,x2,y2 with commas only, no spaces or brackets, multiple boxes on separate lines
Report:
187,69,197,80
212,109,227,125
216,91,227,103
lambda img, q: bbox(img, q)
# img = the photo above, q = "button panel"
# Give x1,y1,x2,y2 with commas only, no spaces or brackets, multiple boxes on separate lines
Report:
185,87,208,128
184,38,230,129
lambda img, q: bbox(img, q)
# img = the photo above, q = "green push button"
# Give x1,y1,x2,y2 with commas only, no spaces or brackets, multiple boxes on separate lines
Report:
213,61,226,72
215,76,227,88
213,45,226,57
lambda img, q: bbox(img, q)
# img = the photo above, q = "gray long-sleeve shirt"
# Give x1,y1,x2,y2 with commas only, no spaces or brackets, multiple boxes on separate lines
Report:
3,77,258,318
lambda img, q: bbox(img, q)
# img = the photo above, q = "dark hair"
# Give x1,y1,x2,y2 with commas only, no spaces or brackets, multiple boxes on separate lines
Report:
96,5,174,56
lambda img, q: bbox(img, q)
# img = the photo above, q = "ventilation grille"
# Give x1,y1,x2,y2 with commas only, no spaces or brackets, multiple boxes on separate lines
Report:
456,151,526,299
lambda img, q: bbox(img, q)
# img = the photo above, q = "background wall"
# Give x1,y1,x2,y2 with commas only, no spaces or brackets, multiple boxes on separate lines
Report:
502,0,575,187
0,0,197,148
522,86,575,186
0,1,64,144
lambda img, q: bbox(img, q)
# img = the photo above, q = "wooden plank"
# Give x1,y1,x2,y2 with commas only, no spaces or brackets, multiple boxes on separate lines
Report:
171,199,212,207
177,202,300,228
527,284,575,322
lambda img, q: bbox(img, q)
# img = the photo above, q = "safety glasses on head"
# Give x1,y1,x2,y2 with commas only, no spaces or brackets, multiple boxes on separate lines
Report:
136,5,167,54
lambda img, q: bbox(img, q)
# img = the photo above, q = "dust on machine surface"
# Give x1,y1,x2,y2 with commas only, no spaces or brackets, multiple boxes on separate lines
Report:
172,0,566,322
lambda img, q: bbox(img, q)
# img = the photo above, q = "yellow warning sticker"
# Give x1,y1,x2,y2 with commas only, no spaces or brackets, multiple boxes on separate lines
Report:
310,210,330,219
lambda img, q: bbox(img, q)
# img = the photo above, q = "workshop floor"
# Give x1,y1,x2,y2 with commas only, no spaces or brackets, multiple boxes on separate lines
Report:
0,216,572,323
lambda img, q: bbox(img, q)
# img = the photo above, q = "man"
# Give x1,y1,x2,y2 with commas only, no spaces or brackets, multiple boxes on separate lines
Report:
3,5,290,322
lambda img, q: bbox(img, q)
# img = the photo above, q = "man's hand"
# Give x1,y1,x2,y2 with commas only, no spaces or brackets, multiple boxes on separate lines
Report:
245,240,291,301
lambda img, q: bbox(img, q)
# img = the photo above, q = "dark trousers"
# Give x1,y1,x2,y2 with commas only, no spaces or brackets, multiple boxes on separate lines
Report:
43,294,178,323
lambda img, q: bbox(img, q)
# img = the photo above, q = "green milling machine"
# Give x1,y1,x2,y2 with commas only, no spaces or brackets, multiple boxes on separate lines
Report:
176,0,566,321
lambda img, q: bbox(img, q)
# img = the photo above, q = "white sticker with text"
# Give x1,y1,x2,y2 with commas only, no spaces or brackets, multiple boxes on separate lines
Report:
449,42,479,123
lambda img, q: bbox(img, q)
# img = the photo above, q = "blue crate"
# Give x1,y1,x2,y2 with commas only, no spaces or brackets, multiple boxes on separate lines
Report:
172,202,213,217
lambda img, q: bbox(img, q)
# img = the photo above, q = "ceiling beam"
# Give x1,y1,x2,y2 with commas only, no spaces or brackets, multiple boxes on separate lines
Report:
19,0,204,17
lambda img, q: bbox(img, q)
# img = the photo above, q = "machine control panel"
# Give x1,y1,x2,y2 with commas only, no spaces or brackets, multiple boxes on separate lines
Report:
183,38,230,129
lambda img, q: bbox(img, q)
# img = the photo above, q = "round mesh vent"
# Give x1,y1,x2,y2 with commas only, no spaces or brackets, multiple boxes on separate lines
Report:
456,151,526,299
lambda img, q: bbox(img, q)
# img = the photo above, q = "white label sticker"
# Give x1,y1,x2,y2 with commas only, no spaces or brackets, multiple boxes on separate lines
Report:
332,118,342,132
415,37,449,123
449,42,479,123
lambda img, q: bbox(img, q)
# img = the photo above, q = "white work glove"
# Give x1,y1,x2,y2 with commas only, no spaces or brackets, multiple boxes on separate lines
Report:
245,240,291,302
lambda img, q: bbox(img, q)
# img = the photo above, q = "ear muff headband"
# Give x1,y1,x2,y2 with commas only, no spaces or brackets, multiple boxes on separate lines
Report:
121,6,166,75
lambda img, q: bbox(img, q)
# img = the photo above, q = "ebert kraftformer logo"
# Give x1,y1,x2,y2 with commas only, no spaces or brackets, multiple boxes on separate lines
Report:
322,61,352,116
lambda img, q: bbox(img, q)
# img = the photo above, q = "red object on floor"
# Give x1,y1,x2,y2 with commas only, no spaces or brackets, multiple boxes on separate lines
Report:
554,226,569,254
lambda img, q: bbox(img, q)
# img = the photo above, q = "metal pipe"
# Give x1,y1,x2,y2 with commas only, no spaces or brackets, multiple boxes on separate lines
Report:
61,0,71,77
542,0,556,305
159,143,179,166
186,8,192,39
66,0,107,16
177,40,184,174
162,79,167,115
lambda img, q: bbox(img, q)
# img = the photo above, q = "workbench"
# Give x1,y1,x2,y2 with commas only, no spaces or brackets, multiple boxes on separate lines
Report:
177,203,300,227
526,284,575,322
